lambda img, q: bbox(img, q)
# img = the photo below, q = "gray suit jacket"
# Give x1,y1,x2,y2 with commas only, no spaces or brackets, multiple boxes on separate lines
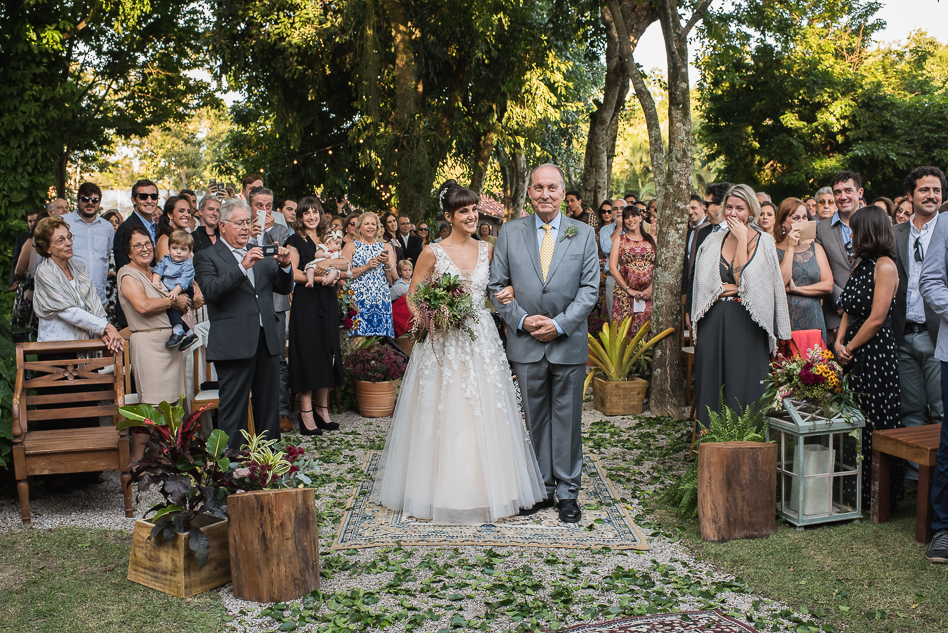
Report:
893,220,939,345
815,217,857,330
488,214,600,365
259,224,292,313
918,213,948,362
194,238,294,362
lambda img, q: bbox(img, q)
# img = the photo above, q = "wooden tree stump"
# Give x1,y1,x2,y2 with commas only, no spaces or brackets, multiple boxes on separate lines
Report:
697,441,778,542
227,488,320,602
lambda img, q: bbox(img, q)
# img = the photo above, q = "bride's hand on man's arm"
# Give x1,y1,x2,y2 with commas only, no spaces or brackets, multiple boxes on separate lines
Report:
494,286,515,305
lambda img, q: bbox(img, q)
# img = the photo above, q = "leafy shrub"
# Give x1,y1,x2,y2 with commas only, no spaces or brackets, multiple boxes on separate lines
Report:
664,394,769,519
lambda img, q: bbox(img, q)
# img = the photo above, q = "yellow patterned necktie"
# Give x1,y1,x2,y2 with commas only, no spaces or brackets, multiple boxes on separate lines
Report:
540,223,554,282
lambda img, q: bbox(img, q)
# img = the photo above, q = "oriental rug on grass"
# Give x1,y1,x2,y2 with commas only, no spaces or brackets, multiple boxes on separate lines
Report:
332,451,649,551
547,609,761,632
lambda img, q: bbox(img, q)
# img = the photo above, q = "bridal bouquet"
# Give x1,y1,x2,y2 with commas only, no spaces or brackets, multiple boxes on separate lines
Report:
408,273,479,343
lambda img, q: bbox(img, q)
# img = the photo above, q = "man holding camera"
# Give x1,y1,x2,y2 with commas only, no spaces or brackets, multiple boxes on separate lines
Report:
194,198,294,449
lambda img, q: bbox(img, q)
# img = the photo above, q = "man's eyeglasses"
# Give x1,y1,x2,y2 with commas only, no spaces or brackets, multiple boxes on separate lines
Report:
51,233,74,246
79,196,100,204
228,219,253,227
130,242,153,252
136,193,159,201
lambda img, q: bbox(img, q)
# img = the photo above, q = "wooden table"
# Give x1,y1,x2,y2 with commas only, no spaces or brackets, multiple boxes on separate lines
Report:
872,424,941,543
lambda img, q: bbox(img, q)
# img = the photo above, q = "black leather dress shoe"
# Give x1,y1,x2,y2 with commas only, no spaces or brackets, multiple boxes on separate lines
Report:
519,497,556,516
558,499,581,523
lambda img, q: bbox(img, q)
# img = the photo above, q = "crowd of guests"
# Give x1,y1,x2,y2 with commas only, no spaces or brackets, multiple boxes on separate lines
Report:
10,165,948,564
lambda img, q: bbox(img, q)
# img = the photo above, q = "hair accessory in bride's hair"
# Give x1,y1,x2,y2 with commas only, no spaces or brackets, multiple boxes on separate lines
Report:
439,187,450,210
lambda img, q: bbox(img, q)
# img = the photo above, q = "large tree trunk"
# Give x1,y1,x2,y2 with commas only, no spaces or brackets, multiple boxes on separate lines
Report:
616,0,712,416
469,127,495,194
581,1,656,211
497,144,527,220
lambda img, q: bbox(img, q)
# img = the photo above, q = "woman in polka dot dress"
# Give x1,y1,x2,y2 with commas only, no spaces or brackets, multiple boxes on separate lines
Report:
836,205,902,512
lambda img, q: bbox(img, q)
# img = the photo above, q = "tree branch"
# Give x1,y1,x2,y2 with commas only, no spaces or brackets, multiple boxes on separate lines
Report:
683,0,714,38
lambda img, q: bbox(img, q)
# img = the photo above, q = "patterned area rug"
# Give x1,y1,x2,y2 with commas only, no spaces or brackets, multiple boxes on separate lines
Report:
332,451,649,551
553,610,760,632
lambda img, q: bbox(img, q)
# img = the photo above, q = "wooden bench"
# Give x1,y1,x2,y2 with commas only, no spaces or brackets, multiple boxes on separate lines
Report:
12,340,132,524
872,424,941,543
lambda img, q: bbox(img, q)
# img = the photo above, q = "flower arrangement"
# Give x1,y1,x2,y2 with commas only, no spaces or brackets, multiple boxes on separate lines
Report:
232,430,320,491
408,272,478,343
338,284,359,330
346,338,408,382
763,346,861,420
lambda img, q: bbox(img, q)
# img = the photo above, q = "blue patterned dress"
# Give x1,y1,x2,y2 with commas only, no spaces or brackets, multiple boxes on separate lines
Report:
350,240,395,337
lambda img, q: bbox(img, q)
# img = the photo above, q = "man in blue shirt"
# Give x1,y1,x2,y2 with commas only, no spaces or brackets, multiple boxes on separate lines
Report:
114,179,160,326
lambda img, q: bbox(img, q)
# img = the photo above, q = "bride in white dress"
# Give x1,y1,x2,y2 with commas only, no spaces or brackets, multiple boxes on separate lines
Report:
372,180,545,524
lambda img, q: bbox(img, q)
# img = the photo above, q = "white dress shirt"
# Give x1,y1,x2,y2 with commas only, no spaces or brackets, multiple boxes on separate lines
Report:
907,214,938,324
62,211,113,306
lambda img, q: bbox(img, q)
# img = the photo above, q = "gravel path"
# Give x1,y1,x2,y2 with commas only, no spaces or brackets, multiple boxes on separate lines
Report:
0,404,815,632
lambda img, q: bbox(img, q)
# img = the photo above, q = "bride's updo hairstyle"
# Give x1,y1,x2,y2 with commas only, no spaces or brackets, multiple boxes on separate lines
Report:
437,180,479,219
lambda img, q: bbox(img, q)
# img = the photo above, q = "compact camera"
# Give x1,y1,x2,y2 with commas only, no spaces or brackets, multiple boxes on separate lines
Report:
260,243,279,256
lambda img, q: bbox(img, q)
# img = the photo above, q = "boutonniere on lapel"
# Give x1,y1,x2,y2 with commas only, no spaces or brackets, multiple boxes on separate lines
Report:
559,224,578,243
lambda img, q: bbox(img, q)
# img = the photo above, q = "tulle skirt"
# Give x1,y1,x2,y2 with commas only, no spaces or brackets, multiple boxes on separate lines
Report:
371,309,545,524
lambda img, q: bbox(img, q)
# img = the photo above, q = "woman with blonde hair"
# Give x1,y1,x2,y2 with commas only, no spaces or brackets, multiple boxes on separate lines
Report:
692,184,791,427
339,212,398,337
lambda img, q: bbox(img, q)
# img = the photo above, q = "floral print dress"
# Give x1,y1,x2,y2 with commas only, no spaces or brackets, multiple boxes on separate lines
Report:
611,235,655,332
349,240,395,337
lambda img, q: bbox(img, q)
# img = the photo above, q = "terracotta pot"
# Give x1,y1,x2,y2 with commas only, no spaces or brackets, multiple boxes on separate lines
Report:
127,515,230,598
592,376,647,416
354,379,400,417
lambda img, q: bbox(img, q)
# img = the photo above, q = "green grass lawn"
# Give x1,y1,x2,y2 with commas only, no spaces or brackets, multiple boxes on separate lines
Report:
0,526,225,633
635,416,948,633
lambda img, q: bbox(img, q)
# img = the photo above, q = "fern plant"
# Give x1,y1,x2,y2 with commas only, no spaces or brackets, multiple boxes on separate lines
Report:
664,393,770,519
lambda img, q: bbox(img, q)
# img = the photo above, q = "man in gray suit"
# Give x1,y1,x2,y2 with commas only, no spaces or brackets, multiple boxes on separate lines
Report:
194,198,294,450
815,170,863,348
249,186,297,431
893,166,945,492
488,164,600,523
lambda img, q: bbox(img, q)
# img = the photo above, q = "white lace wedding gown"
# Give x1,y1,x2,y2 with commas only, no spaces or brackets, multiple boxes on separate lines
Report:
372,241,546,524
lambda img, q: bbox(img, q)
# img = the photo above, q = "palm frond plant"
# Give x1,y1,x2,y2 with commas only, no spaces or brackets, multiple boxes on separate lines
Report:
583,317,675,396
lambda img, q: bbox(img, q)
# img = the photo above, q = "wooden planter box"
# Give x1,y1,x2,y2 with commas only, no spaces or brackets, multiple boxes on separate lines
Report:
354,379,399,418
697,441,778,542
592,376,647,416
228,488,320,603
127,515,231,598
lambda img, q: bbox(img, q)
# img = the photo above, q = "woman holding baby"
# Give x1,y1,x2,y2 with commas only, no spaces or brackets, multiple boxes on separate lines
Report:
285,196,345,435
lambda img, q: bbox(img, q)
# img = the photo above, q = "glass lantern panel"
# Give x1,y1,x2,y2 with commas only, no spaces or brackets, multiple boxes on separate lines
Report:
833,471,860,514
780,471,798,519
834,431,860,473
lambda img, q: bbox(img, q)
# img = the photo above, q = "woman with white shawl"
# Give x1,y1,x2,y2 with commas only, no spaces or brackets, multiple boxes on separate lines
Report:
32,216,124,353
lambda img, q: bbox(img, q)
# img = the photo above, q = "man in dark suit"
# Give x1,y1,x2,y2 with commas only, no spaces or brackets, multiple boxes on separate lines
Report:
815,170,862,349
395,215,424,265
114,179,160,326
194,198,294,450
684,182,730,327
894,166,945,492
680,194,708,297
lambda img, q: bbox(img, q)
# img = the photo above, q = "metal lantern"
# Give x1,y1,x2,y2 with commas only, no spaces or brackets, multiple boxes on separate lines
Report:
766,399,866,528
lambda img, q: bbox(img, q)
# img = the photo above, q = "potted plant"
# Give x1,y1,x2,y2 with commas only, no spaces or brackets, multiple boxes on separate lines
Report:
665,396,777,542
119,398,235,598
583,317,674,416
228,431,321,602
346,337,408,417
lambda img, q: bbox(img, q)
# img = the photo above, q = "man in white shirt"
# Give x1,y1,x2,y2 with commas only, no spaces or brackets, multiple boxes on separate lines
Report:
894,167,945,492
62,182,113,306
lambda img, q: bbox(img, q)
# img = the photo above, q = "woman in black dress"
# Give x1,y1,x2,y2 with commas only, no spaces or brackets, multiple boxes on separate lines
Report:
836,205,901,511
285,197,345,435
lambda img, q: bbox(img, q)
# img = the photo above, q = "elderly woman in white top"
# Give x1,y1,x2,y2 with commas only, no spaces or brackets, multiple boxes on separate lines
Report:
691,184,790,428
32,216,124,352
